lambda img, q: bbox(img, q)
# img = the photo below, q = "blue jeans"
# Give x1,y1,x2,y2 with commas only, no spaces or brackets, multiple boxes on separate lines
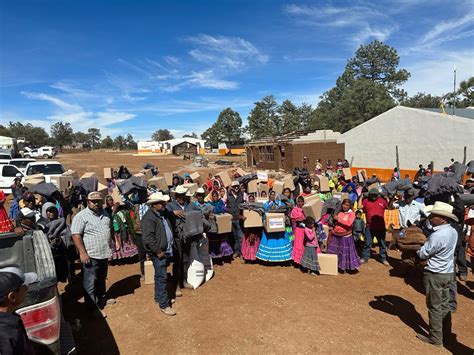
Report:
362,228,387,262
151,256,169,309
83,258,108,311
231,220,244,256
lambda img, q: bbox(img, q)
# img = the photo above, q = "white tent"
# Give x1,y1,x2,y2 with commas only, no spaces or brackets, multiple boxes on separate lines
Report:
337,106,474,170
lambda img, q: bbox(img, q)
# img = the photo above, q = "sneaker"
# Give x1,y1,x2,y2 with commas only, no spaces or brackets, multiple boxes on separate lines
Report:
459,274,467,281
160,307,177,316
175,289,183,297
382,260,390,266
416,333,442,347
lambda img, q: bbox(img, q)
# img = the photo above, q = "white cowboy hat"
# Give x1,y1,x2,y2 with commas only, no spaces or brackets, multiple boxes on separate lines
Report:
174,185,188,195
428,201,458,222
147,192,170,205
195,187,205,194
421,205,433,217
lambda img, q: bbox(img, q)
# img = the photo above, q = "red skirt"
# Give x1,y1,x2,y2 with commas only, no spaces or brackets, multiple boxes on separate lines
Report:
291,227,305,264
0,208,13,233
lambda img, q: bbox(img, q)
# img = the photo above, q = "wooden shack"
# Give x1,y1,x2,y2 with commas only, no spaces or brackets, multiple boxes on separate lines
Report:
246,130,344,172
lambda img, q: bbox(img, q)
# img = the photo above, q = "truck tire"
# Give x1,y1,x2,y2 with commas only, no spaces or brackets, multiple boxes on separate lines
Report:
43,154,49,159
25,154,31,158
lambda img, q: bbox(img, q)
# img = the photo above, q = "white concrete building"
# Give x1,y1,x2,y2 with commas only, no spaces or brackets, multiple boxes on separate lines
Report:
337,106,474,170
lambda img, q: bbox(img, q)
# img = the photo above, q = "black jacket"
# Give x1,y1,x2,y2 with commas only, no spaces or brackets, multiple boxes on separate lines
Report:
0,312,36,355
141,209,171,256
226,191,244,219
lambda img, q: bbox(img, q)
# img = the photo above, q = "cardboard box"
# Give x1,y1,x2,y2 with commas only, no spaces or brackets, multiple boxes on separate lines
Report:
315,175,330,192
50,175,72,192
190,172,202,184
148,176,168,191
258,182,269,195
215,213,232,234
303,199,324,220
23,179,45,188
111,187,122,204
257,171,268,182
62,170,79,179
144,260,154,284
140,169,153,181
283,176,295,191
81,172,96,180
304,194,321,203
357,169,367,182
272,180,285,195
368,182,382,193
97,183,109,198
217,171,232,187
236,168,247,177
243,210,263,228
342,168,352,181
318,253,338,275
264,213,286,233
332,192,349,201
24,174,45,182
164,173,174,187
183,183,198,195
248,179,258,193
103,168,114,179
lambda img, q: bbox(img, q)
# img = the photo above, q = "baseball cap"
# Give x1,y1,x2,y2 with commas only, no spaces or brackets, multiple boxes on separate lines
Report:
87,191,104,201
0,267,38,298
231,181,240,187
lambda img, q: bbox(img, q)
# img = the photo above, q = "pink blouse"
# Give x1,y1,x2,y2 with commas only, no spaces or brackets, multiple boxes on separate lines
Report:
290,206,305,229
332,210,355,237
304,227,319,247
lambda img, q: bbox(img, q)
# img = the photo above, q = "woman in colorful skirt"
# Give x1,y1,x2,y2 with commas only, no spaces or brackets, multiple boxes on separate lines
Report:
241,194,261,261
110,203,139,260
327,199,361,272
207,190,233,259
0,190,14,233
290,196,306,264
300,217,321,275
256,192,292,262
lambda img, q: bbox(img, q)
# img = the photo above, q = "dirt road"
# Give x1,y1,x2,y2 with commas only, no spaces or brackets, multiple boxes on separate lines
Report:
55,151,474,354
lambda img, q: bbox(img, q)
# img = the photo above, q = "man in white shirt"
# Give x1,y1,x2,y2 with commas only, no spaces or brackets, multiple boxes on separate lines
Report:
397,189,424,228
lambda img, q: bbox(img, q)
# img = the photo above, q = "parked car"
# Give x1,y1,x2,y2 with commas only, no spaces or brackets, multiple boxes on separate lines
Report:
0,164,23,193
0,230,75,354
24,161,65,182
24,146,56,159
9,158,36,174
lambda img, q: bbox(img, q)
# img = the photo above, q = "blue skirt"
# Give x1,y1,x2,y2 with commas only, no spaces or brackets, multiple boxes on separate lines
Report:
256,230,292,262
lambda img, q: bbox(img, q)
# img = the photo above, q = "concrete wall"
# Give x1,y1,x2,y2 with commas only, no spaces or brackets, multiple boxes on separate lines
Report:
337,106,474,170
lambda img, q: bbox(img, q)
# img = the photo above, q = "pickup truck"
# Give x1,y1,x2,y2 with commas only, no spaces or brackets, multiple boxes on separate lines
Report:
9,158,36,174
0,230,75,354
24,147,56,159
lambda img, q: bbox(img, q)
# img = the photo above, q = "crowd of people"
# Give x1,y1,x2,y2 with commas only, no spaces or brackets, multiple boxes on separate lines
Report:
0,158,473,351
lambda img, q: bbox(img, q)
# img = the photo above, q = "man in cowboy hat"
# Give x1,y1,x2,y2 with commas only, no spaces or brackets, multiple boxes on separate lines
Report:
71,191,115,319
416,201,458,347
360,188,389,266
166,185,200,294
141,192,176,316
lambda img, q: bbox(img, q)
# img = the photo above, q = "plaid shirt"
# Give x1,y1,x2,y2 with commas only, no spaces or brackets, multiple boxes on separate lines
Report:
71,207,112,259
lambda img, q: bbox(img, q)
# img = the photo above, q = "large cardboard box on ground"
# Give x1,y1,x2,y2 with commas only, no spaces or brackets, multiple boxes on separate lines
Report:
217,171,232,187
103,168,113,179
148,176,168,191
303,199,324,220
140,169,153,181
216,213,232,234
318,253,338,275
243,210,263,228
190,172,202,184
272,181,285,195
50,175,72,192
63,170,79,179
342,168,352,181
81,172,96,180
183,183,198,195
248,180,258,193
264,213,286,233
164,173,174,187
315,175,330,192
144,260,154,284
283,176,295,191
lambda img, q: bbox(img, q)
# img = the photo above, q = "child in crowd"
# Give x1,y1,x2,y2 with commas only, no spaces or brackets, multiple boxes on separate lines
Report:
299,217,321,275
353,210,365,242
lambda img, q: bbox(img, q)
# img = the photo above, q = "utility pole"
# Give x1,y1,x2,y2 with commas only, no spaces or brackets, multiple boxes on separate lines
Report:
453,66,456,115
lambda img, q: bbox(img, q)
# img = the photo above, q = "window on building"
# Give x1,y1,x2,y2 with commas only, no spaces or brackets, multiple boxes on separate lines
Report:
258,146,275,162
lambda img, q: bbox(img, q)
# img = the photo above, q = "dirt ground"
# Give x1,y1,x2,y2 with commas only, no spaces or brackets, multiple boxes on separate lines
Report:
55,151,474,355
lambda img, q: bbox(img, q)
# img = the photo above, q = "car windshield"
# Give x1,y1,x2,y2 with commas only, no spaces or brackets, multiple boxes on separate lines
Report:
0,154,11,159
10,160,34,169
26,164,65,175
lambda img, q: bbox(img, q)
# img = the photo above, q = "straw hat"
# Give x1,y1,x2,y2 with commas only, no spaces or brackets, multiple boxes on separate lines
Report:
428,201,458,222
174,185,188,195
196,187,205,195
147,192,170,205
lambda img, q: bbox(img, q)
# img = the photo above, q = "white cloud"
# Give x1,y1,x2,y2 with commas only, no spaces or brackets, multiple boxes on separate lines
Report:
352,24,397,44
21,91,82,112
421,13,474,44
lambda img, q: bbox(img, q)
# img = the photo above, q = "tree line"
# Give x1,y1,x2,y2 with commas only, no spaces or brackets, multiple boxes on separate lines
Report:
201,40,473,146
0,121,137,150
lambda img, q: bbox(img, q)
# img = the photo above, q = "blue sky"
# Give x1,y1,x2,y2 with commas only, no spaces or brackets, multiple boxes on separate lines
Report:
1,0,473,140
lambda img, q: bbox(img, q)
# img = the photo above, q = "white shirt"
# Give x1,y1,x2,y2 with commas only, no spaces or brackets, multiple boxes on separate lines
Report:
396,200,425,228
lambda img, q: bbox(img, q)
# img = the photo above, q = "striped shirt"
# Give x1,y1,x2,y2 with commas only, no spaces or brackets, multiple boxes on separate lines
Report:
71,207,112,259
